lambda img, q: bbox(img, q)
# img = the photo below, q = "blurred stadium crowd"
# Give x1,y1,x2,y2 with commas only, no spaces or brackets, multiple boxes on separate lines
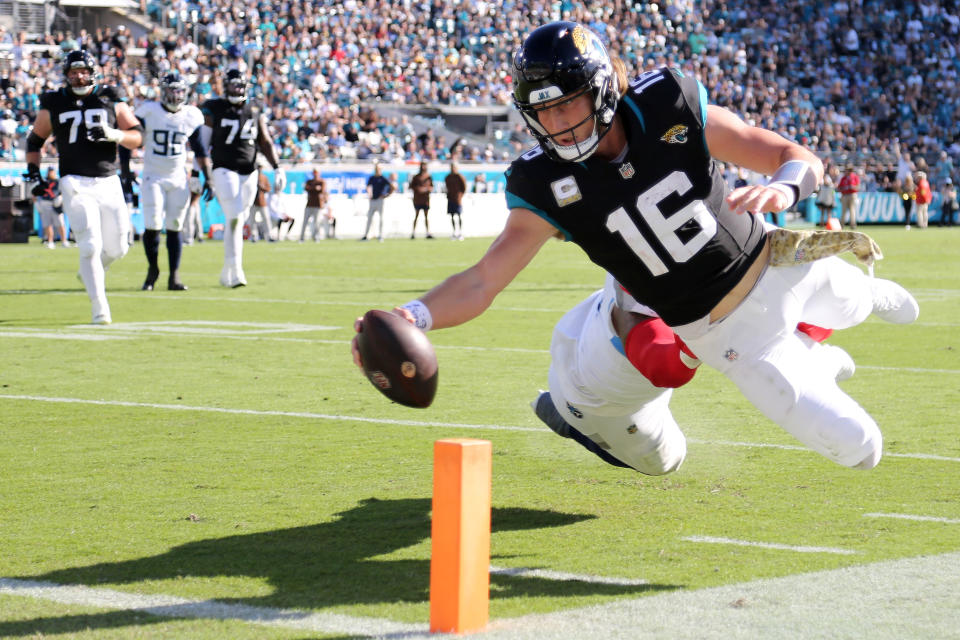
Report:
1,0,958,190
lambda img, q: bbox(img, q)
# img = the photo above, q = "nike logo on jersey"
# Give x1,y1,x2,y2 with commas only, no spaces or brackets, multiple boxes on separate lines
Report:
660,125,689,144
551,176,582,206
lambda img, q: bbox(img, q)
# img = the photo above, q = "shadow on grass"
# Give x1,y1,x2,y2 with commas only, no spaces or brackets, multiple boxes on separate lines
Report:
3,497,676,637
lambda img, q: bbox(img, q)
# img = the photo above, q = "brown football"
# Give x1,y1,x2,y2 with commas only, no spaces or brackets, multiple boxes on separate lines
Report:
356,309,438,408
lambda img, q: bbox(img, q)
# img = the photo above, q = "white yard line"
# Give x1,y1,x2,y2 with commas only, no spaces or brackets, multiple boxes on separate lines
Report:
0,578,425,636
1,394,958,463
680,535,857,555
4,551,960,639
864,512,960,524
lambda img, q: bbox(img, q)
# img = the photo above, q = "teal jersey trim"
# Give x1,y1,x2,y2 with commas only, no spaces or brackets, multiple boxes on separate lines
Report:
697,79,709,154
505,191,571,240
622,95,646,134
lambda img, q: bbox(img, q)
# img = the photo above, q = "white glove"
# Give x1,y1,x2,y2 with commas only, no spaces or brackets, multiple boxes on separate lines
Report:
86,124,125,144
274,167,286,193
188,176,203,194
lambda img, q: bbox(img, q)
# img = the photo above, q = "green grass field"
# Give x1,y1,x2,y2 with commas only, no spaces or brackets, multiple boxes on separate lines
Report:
1,227,958,639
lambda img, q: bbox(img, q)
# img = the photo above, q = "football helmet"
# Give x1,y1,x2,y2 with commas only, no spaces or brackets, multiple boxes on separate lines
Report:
63,49,100,97
160,71,188,112
512,22,620,162
224,69,247,105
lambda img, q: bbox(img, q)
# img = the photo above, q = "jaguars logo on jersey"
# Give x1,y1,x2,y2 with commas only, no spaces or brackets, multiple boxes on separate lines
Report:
660,125,689,144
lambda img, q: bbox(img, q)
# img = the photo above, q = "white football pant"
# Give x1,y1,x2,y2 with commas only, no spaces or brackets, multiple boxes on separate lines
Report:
60,174,130,321
672,256,881,469
140,172,190,231
547,283,687,475
211,168,258,280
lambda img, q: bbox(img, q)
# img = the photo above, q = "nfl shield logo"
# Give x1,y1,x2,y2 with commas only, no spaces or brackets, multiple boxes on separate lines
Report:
619,162,635,180
724,349,739,362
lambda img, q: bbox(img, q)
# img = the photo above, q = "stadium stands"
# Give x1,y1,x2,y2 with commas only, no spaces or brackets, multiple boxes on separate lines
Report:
1,0,957,191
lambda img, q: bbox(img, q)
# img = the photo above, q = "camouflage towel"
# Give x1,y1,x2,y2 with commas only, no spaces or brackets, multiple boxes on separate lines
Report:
768,228,883,267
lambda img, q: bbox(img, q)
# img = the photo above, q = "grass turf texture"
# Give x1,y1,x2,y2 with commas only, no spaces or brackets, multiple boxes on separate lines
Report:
0,227,957,638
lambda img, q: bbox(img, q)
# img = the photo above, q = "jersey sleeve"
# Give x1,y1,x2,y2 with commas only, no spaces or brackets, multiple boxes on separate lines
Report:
188,106,205,132
134,101,149,120
38,91,56,111
667,67,709,130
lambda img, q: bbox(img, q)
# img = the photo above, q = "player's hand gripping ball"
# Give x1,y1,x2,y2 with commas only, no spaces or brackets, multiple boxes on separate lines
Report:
356,310,438,408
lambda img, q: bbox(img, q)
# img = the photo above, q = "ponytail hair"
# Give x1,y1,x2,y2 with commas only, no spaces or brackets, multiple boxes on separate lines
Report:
610,55,629,96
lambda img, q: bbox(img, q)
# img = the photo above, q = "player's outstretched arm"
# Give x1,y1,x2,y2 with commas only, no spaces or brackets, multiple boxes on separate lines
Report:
112,102,143,149
351,208,557,368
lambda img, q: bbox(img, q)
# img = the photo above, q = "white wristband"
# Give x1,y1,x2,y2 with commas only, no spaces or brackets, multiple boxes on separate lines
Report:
767,182,797,208
400,300,433,331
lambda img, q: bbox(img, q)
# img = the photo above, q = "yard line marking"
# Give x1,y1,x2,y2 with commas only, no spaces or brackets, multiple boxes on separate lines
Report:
685,438,960,463
2,327,959,373
863,512,960,524
1,394,958,463
0,578,426,636
681,536,857,555
489,566,648,586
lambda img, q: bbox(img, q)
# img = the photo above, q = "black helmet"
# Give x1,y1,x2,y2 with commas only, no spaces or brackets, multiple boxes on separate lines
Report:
62,49,101,97
512,22,619,162
160,71,188,111
224,68,247,105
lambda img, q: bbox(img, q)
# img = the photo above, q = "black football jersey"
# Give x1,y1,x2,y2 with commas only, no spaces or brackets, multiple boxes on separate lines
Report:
201,98,260,174
39,86,125,178
505,67,766,326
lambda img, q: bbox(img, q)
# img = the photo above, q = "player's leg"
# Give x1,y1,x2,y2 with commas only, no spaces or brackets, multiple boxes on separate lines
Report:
139,175,164,290
97,175,131,270
211,168,248,287
674,267,882,469
61,176,110,323
163,177,191,290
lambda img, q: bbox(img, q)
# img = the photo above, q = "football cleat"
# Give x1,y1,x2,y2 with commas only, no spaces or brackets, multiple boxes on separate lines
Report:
870,279,919,324
532,391,573,438
142,266,160,291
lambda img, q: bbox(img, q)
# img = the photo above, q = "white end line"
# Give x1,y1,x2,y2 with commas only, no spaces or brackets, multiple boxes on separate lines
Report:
682,535,857,555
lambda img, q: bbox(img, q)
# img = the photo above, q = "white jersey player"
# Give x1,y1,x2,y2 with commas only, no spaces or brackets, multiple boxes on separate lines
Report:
134,71,208,291
533,274,859,474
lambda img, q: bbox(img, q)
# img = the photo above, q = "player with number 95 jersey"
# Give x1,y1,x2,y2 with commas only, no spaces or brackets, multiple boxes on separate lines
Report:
134,71,208,291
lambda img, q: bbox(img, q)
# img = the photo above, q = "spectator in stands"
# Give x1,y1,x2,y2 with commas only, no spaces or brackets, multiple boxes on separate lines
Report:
914,171,933,229
361,162,392,242
444,162,467,241
838,166,860,229
409,161,434,239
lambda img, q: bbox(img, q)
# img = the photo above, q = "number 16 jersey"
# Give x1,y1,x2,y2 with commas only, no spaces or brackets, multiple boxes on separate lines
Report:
505,67,766,327
135,101,204,178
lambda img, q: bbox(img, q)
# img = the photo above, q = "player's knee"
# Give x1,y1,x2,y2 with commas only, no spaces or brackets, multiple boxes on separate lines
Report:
76,231,100,260
818,413,883,469
621,430,687,476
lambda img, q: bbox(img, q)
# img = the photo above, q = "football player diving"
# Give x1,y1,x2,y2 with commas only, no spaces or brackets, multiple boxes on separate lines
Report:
24,49,143,324
354,22,919,471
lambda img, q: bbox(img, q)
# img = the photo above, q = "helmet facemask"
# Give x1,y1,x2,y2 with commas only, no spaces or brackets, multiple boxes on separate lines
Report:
160,74,188,112
63,50,100,97
225,72,247,105
512,22,620,163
